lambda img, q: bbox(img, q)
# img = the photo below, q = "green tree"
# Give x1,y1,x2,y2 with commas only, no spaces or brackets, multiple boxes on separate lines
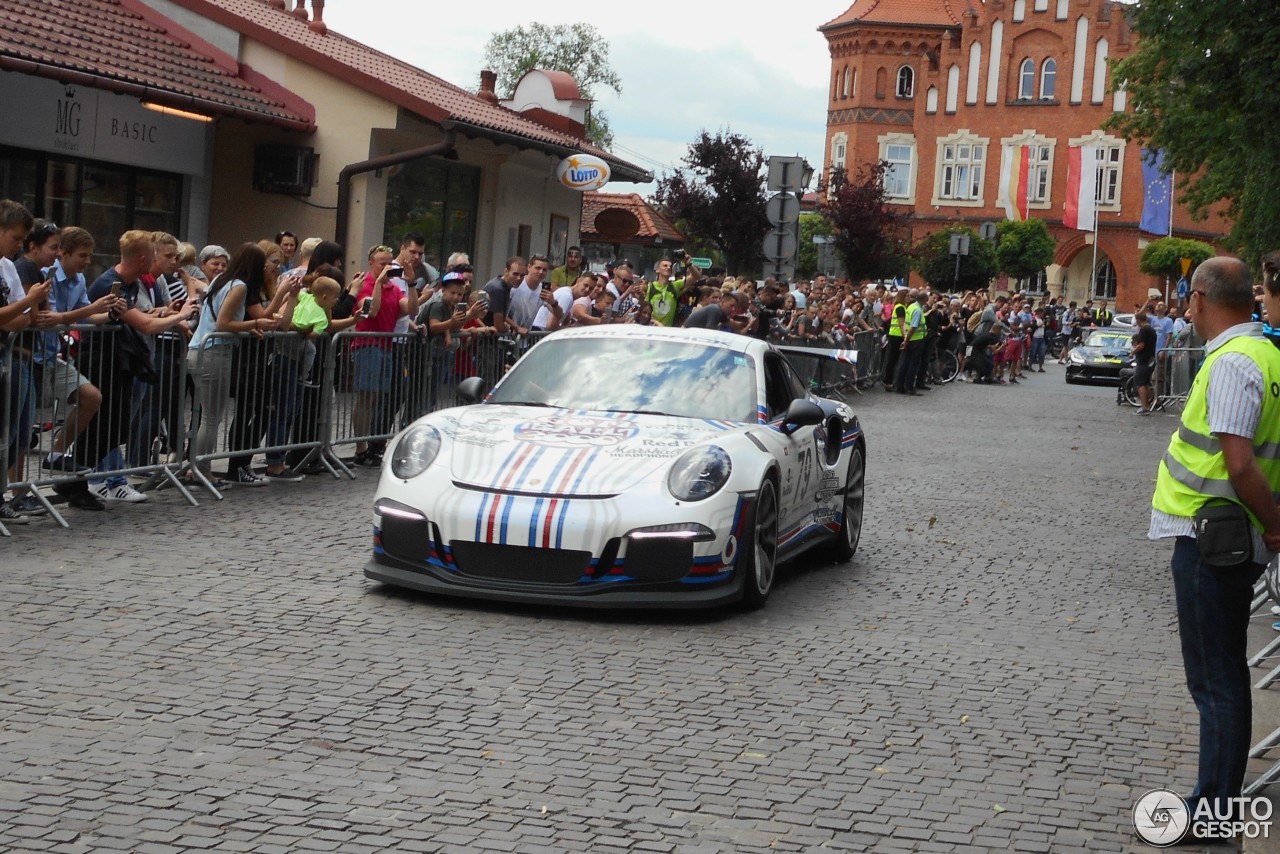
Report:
820,163,912,283
1106,0,1280,265
482,23,621,148
1138,237,1216,279
994,219,1056,285
798,213,833,278
654,130,770,276
912,226,997,292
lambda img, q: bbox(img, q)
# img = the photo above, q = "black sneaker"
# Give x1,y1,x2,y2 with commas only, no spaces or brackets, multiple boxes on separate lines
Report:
264,467,305,482
229,466,269,487
69,491,106,511
9,495,49,516
42,453,92,475
0,503,29,524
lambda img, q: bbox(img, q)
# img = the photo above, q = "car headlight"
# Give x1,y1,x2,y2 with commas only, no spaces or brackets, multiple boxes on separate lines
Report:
667,445,732,502
390,424,442,479
1068,350,1085,364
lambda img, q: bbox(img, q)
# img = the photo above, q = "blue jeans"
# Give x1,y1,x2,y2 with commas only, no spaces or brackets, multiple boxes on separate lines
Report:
1029,336,1046,367
265,356,300,466
1171,536,1265,820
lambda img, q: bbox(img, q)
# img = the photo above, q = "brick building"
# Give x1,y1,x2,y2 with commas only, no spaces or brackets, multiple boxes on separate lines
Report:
819,0,1229,307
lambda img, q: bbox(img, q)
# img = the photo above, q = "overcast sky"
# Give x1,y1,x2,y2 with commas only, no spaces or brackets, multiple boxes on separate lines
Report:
323,1,842,196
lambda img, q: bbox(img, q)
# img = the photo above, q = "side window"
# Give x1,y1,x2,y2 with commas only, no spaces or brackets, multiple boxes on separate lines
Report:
779,357,810,401
764,354,800,419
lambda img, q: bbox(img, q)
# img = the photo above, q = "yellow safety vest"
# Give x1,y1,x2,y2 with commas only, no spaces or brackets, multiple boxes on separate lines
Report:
1151,334,1280,530
887,304,906,337
906,302,926,342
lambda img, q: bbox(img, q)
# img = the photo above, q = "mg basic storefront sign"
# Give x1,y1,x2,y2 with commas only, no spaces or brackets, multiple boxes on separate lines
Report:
556,154,610,191
0,70,207,175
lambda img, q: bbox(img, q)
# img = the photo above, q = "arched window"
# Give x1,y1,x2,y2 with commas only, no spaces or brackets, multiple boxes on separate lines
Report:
1092,38,1110,103
833,70,840,100
966,42,982,104
945,65,960,112
896,65,915,98
1093,259,1117,300
1018,59,1035,99
1013,0,1026,21
1040,58,1057,99
925,86,939,113
875,67,888,99
844,67,854,98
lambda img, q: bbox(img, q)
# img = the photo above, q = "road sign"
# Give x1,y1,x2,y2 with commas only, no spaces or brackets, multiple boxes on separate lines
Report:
1180,256,1193,277
979,222,997,242
1177,277,1189,299
765,192,800,225
767,156,808,193
689,257,713,270
949,233,971,256
763,227,797,263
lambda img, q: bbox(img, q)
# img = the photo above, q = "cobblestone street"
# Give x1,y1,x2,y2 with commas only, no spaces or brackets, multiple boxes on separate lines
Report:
2,363,1276,852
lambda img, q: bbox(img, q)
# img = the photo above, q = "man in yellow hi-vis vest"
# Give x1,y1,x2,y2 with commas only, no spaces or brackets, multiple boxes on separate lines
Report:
1149,257,1280,831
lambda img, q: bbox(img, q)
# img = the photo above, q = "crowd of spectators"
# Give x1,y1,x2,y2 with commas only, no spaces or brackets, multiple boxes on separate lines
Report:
0,191,1211,523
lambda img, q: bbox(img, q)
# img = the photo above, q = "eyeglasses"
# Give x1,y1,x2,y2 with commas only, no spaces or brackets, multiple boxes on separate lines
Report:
529,254,549,264
367,244,393,258
30,222,58,241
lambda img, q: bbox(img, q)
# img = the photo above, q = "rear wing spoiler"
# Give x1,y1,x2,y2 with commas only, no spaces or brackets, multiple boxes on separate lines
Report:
775,345,857,365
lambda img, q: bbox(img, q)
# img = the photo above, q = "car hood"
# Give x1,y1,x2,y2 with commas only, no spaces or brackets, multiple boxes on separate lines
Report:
1075,346,1129,362
443,406,742,496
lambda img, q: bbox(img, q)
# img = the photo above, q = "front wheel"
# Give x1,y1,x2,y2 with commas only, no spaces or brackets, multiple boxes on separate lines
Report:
937,350,961,384
741,478,779,610
825,446,865,563
1121,374,1140,407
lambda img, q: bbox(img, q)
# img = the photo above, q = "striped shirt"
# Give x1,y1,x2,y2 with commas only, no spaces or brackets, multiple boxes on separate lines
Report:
1149,321,1274,560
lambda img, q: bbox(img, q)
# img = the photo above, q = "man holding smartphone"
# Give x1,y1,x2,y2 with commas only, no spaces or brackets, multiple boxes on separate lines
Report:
507,254,551,334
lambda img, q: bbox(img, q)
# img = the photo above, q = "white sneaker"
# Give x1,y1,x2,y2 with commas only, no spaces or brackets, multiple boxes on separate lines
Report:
94,482,149,503
1271,605,1280,616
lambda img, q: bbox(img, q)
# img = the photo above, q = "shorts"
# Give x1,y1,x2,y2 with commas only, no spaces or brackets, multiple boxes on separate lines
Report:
351,346,392,393
42,356,92,405
1134,363,1155,387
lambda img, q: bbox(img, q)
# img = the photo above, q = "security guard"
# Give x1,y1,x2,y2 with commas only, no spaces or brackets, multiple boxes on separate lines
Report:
894,289,926,395
1149,256,1280,831
880,289,908,390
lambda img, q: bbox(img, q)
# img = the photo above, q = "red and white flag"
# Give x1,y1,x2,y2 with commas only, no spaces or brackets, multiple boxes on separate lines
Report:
1064,144,1100,231
999,144,1031,221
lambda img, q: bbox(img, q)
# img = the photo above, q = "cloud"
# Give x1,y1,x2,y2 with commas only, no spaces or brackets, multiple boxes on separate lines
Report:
323,2,834,197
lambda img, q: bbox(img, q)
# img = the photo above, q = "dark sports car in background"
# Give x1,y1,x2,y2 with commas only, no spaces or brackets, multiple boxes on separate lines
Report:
1064,328,1133,384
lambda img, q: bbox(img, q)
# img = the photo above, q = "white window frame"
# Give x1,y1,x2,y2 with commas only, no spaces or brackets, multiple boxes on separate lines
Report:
1071,17,1088,103
1091,38,1110,104
896,65,915,98
1018,59,1036,100
1001,130,1057,210
1040,58,1057,100
986,20,1004,104
1013,0,1026,21
878,133,917,205
1070,130,1126,212
966,42,982,105
945,65,960,112
1093,259,1118,300
932,129,989,207
830,132,848,172
925,86,939,114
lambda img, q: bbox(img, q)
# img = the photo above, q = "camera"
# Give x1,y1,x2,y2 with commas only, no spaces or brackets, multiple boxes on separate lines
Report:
385,265,403,278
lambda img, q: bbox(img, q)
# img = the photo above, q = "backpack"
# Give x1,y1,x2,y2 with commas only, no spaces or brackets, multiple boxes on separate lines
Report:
966,311,983,333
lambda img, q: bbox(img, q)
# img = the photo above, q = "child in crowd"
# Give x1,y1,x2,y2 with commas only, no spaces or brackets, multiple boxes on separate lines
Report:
292,275,341,382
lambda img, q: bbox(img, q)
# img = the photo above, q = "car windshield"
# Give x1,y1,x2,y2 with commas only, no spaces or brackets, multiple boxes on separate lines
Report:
1084,330,1132,349
488,336,758,422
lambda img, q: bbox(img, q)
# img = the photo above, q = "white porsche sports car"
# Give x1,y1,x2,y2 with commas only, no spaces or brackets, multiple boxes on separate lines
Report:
365,325,866,609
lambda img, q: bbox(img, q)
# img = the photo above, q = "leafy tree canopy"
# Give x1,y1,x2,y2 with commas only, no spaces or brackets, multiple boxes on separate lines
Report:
820,163,912,283
912,225,997,292
798,213,833,279
1138,236,1216,279
994,219,1056,283
1107,0,1280,265
653,130,770,276
482,23,621,148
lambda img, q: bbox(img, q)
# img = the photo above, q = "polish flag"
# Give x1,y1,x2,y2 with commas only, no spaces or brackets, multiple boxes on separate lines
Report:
999,144,1031,221
1064,145,1101,231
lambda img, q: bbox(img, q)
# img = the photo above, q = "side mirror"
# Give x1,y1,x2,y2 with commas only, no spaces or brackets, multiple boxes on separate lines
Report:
457,375,488,404
781,398,824,435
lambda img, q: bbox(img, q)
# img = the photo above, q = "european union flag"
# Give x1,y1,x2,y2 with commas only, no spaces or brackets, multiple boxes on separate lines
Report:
1140,148,1173,236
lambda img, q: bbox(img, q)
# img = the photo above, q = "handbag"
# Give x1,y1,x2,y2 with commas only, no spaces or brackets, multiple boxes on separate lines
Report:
1194,500,1254,568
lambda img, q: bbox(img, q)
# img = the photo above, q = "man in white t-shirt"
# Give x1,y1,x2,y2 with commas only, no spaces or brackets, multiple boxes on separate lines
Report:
507,254,551,334
533,274,593,331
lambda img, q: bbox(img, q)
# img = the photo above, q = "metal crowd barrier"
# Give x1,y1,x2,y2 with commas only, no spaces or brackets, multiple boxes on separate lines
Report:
1156,346,1202,401
183,330,345,499
1,332,11,537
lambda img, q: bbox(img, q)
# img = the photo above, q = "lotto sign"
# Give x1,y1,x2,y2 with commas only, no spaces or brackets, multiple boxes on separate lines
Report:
556,155,611,191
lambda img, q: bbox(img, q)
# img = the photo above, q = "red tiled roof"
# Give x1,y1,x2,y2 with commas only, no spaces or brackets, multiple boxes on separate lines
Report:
581,192,683,244
820,0,968,30
0,0,315,130
166,0,651,182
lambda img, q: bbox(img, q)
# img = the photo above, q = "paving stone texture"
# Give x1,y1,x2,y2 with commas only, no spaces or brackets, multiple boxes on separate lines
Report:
2,363,1278,852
